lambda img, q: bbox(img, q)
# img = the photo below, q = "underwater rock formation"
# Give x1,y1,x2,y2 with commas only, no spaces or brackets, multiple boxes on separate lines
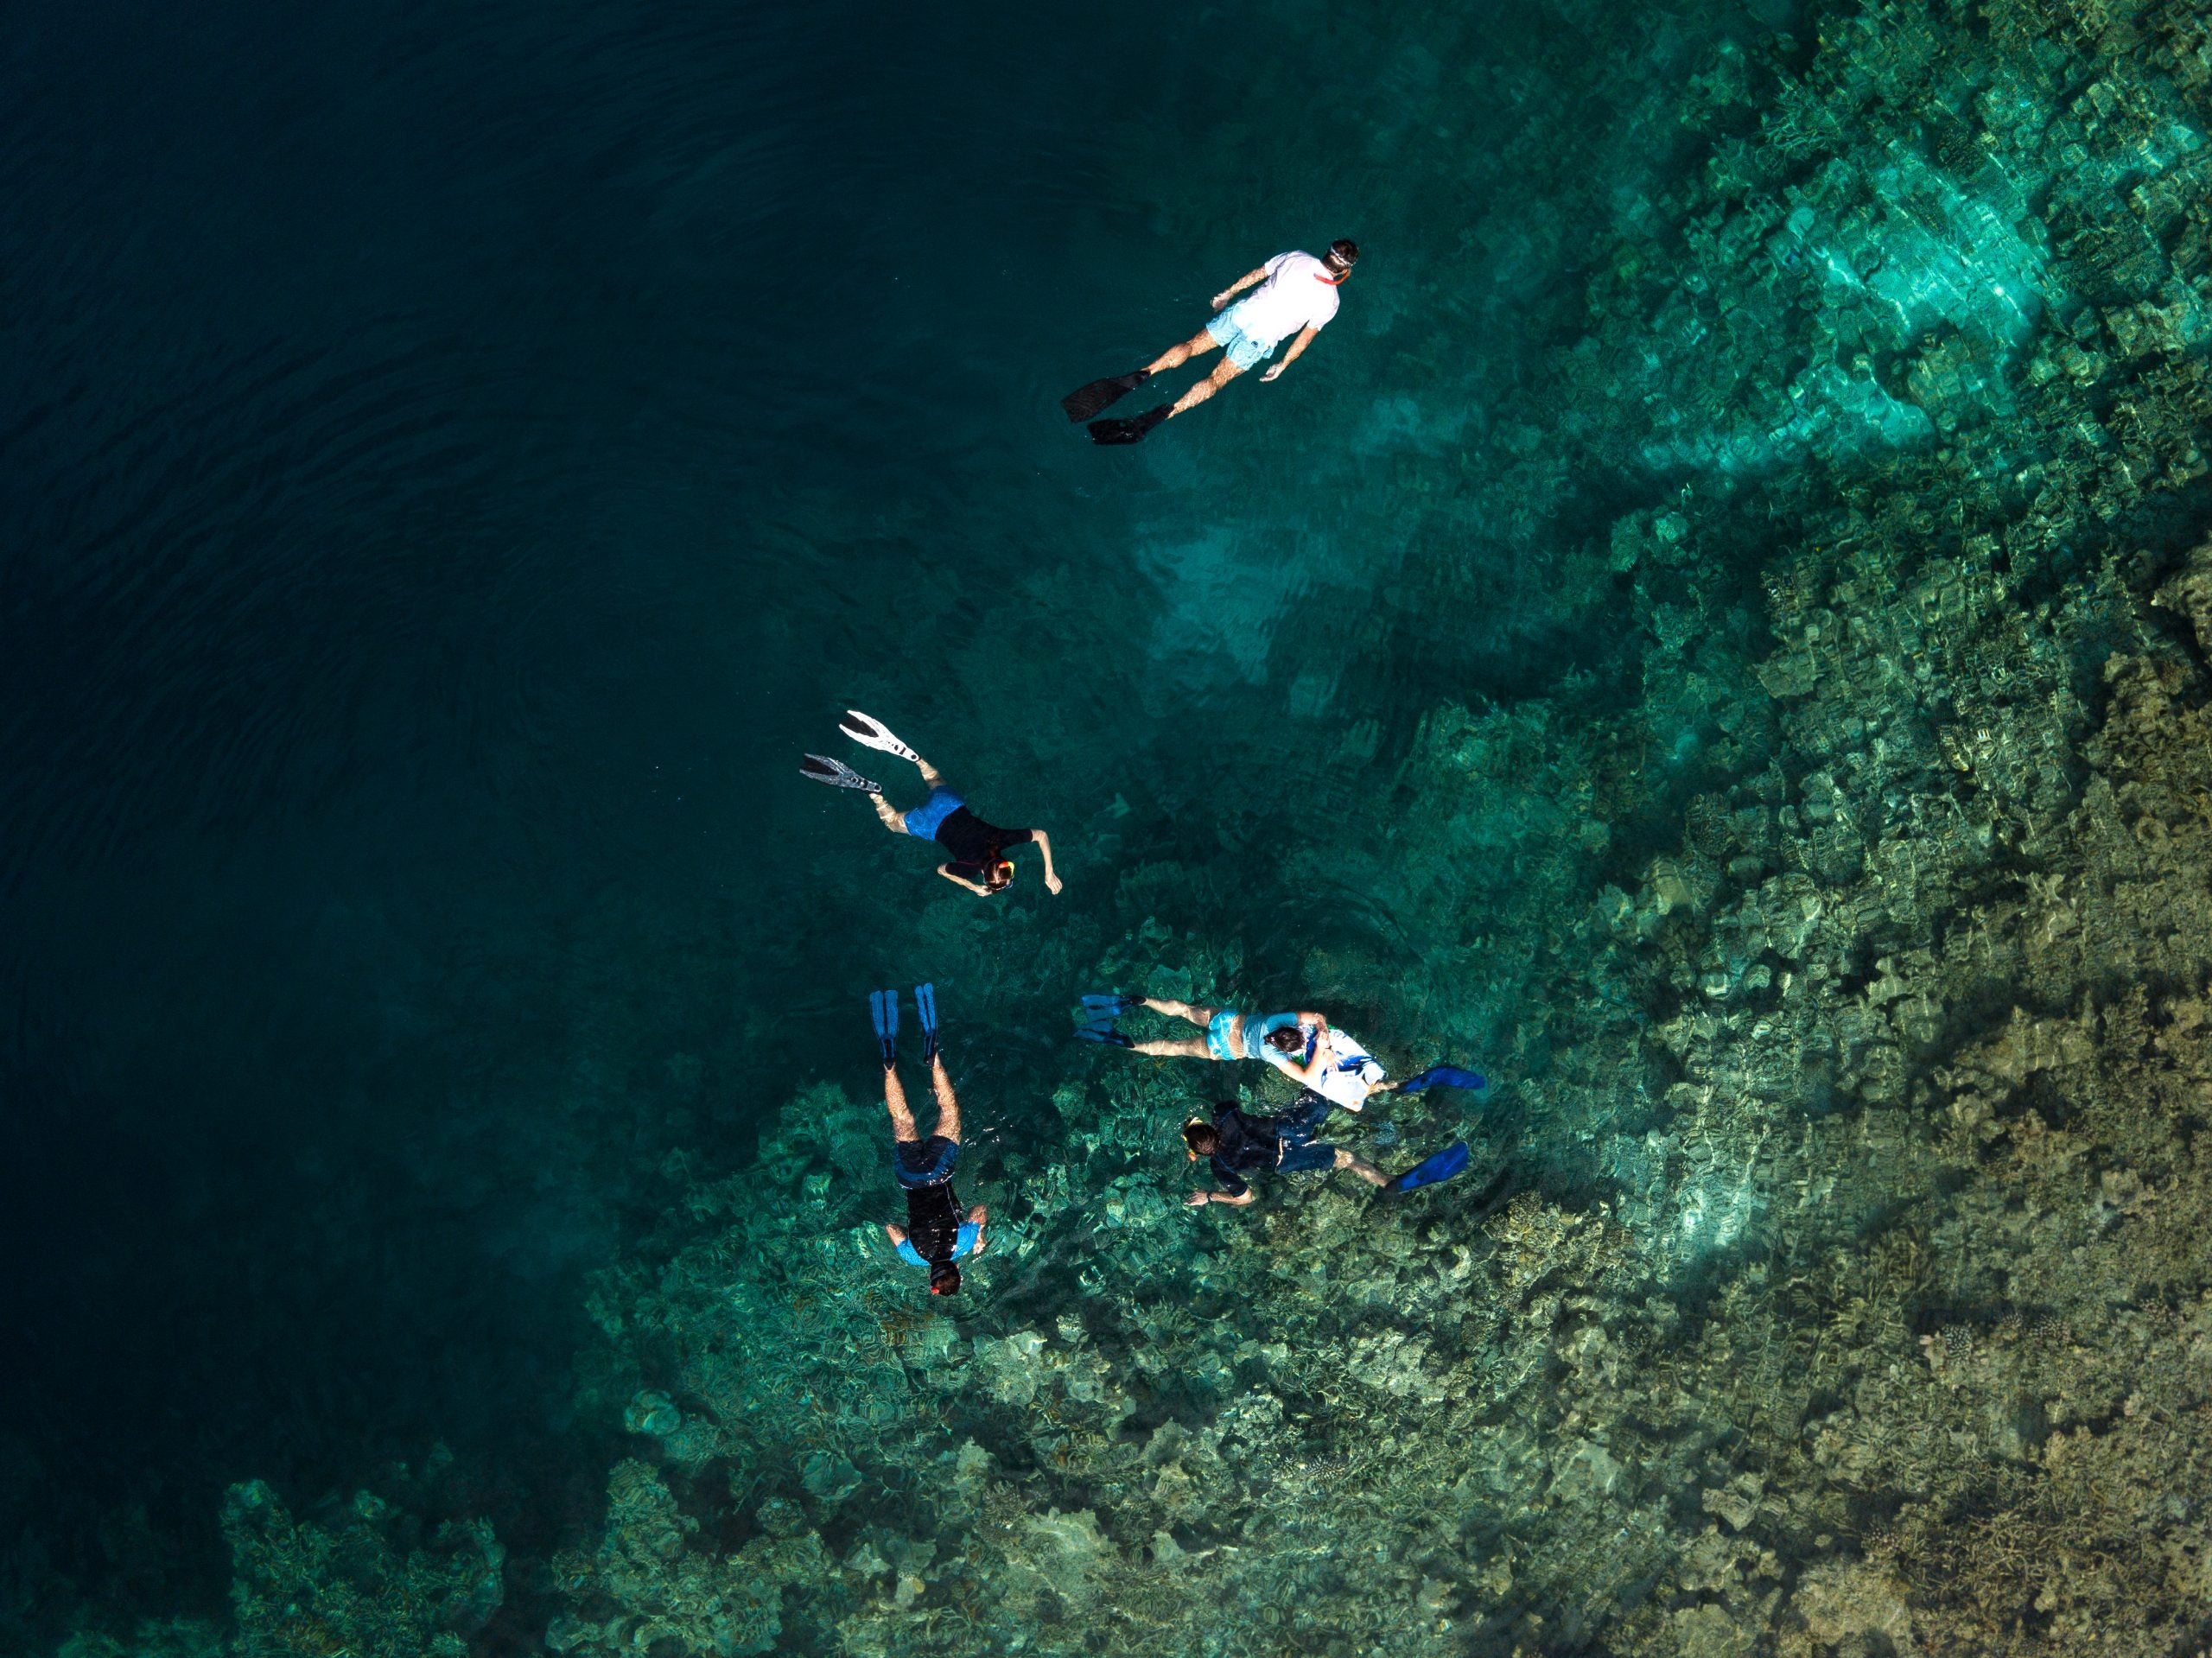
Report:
58,1458,502,1658
533,3,2212,1652
50,0,2212,1654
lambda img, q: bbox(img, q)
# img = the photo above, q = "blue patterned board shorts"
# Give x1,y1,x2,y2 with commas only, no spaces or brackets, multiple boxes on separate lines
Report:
1206,304,1279,372
895,1134,959,1190
903,787,963,840
1276,1140,1336,1175
1274,1090,1336,1174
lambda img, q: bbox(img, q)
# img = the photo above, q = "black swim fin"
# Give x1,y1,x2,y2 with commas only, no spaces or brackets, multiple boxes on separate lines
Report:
1062,369,1151,422
803,753,882,792
1088,403,1173,446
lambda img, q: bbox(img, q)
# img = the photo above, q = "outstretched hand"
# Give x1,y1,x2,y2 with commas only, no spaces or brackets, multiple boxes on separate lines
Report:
1185,1191,1210,1208
1260,363,1286,383
1211,291,1230,312
1045,873,1064,895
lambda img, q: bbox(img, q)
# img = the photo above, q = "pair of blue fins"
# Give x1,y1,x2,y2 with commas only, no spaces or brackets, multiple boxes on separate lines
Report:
1076,994,1488,1197
870,982,938,1065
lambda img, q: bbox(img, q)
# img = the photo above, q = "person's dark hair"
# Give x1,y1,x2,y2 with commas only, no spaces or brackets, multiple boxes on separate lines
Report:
1183,1120,1222,1157
928,1261,963,1296
1326,238,1359,268
984,858,1014,892
1264,1024,1306,1053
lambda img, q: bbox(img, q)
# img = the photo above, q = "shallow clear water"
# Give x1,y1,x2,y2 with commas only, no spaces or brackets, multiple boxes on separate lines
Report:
3,0,1721,1611
11,0,2211,1653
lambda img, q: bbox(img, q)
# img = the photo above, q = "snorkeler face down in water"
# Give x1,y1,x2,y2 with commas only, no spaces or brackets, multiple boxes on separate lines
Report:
1063,239,1358,444
1179,1097,1389,1208
872,985,987,1296
1075,996,1389,1111
799,710,1063,899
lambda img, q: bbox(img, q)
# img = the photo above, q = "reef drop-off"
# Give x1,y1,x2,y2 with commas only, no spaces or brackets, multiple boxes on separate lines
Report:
39,0,2212,1655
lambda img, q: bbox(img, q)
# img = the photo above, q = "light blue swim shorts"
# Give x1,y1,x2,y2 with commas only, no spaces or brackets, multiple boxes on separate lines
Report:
1205,304,1278,372
1205,1009,1244,1062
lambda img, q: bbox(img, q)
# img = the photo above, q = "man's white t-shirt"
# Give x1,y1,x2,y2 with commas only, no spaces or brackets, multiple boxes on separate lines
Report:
1226,251,1343,349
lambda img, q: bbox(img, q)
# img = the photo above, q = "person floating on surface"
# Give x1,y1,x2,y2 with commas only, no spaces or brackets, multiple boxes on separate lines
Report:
1181,1096,1389,1208
802,710,1062,899
1077,994,1383,1108
1065,239,1358,445
1291,1016,1390,1115
873,984,986,1295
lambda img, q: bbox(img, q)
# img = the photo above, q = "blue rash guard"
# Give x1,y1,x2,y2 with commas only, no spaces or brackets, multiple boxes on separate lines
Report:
1203,1009,1304,1063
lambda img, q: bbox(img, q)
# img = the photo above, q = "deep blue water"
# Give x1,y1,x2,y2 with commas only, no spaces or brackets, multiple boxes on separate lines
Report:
1,0,1768,1638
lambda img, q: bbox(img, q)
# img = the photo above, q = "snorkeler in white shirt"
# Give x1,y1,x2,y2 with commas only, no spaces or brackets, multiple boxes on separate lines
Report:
1063,238,1359,443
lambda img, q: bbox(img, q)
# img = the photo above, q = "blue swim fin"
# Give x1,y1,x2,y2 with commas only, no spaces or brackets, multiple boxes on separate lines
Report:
915,981,939,1061
869,988,899,1069
1072,1020,1133,1048
1394,1140,1471,1193
1081,993,1140,1015
1395,1066,1488,1096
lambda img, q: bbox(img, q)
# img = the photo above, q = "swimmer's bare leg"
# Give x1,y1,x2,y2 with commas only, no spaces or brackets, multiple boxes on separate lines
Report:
1335,1147,1389,1187
1168,356,1243,417
1145,327,1222,378
1142,999,1221,1029
1132,1037,1215,1059
883,1065,919,1140
930,1052,961,1142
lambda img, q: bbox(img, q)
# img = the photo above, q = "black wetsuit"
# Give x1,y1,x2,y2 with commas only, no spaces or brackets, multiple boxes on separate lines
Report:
934,807,1033,884
1204,1096,1337,1197
1205,1103,1285,1200
904,1178,965,1263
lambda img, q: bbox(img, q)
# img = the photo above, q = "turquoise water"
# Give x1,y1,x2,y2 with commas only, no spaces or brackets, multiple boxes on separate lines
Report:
10,0,2212,1653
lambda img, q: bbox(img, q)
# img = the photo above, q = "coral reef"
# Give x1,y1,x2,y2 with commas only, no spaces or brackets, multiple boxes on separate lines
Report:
539,3,2212,1651
58,1454,501,1658
51,0,2212,1654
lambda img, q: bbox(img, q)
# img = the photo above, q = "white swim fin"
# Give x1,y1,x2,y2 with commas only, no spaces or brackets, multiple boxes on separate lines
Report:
840,709,919,762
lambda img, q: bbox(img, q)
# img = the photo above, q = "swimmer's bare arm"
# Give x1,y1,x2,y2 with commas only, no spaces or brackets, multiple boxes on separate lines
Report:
1277,1037,1339,1088
968,1204,988,1254
1259,1019,1335,1084
1186,1186,1256,1207
1261,323,1320,383
1032,830,1063,895
1211,267,1268,311
938,865,995,896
